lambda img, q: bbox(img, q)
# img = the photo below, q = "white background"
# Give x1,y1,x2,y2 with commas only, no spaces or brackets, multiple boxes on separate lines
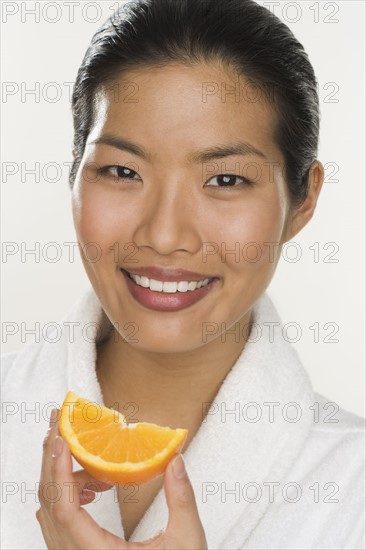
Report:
1,1,365,416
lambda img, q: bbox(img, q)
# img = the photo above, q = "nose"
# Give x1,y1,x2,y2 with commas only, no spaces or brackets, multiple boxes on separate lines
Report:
131,180,202,256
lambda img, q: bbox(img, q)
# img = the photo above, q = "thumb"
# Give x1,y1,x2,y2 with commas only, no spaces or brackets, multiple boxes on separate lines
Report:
164,454,207,548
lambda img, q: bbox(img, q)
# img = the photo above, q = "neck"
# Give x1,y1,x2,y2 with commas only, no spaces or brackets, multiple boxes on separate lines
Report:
96,308,253,427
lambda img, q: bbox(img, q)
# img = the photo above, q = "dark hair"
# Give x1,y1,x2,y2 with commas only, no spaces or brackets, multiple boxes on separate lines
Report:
70,0,320,208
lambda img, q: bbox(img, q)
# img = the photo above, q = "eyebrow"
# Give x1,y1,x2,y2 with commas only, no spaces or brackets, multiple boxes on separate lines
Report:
188,142,267,163
90,135,267,163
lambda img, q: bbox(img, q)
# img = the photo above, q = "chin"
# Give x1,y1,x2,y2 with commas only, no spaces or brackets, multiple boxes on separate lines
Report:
125,334,203,354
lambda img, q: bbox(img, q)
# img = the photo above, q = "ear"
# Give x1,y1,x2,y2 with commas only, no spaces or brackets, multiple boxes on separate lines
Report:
283,160,324,242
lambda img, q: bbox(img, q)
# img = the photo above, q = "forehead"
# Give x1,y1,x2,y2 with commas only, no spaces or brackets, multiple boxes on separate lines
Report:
90,62,280,163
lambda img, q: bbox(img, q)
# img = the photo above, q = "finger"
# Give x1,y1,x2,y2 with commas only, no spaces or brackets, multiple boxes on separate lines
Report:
79,487,97,506
73,469,114,506
36,506,55,548
164,454,207,548
50,429,128,549
39,408,61,512
40,410,112,506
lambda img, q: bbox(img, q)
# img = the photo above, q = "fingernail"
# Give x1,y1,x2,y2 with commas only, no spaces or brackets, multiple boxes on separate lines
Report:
52,436,64,458
49,408,58,428
81,488,96,500
172,454,186,479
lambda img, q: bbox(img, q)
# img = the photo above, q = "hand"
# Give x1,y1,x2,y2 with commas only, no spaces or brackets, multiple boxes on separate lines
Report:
36,409,208,549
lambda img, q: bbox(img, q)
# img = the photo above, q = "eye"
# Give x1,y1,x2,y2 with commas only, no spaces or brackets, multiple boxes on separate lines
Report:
205,174,253,188
98,165,141,181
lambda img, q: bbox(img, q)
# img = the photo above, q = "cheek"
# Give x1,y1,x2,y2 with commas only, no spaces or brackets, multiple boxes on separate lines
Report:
217,196,286,270
72,185,135,254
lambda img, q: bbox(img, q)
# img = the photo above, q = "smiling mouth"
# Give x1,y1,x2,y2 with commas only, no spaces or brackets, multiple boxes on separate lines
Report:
122,269,217,294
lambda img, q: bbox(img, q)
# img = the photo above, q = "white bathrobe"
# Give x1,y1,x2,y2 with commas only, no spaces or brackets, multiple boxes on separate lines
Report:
1,287,365,550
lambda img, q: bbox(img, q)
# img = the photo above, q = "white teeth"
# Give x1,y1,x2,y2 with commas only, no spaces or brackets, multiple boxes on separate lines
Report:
139,276,150,288
177,281,189,292
128,273,212,293
163,281,178,293
150,278,163,292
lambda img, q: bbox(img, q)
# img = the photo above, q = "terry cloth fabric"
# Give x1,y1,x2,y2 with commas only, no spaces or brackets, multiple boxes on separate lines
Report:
1,287,365,549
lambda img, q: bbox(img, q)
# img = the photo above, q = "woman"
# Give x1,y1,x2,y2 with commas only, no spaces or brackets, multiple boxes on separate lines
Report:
2,0,364,548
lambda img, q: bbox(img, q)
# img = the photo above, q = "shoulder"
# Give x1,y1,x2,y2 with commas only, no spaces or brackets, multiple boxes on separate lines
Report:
1,341,44,395
292,393,365,546
309,391,365,448
1,351,19,387
299,392,365,474
247,394,366,549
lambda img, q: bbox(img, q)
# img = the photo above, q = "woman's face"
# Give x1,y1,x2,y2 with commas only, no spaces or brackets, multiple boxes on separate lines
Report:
72,62,295,353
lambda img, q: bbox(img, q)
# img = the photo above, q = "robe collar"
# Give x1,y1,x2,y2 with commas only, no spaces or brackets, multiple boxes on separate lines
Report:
64,287,315,547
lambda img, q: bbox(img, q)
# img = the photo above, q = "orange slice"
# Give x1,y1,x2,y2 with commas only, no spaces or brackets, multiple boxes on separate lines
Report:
59,391,188,485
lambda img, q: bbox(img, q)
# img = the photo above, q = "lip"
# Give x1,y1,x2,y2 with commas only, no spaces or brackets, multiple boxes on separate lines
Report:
121,266,218,283
120,269,220,312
